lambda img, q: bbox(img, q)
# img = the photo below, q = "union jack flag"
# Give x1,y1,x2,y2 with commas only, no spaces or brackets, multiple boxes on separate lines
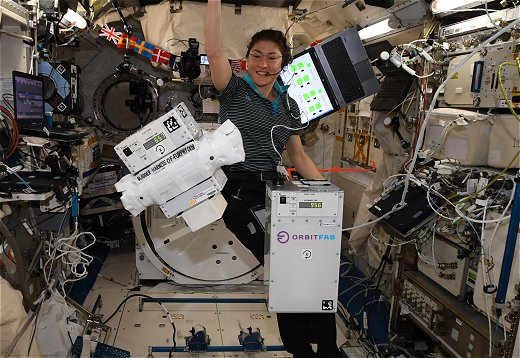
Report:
151,48,172,65
99,24,122,45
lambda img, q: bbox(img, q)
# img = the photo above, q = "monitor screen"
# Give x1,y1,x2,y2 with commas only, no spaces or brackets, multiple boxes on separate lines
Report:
279,49,337,124
200,54,209,65
12,71,45,126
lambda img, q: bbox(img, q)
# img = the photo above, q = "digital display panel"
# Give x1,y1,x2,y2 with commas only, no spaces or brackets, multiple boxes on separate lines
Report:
12,71,45,125
200,55,209,65
143,132,167,150
279,51,336,124
299,201,323,209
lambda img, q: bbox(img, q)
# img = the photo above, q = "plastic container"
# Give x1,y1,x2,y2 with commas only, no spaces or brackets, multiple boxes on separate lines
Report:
423,108,491,165
488,113,520,168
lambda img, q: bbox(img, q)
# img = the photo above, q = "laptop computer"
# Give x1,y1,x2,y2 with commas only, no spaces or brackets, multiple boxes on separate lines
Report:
0,171,69,194
12,71,88,141
368,181,443,238
278,27,381,124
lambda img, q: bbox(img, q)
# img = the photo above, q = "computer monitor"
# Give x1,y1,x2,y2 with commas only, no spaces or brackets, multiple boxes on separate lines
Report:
200,54,209,65
12,71,45,126
279,49,338,124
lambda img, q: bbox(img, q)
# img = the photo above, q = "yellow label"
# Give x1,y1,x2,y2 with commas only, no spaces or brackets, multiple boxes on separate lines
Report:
451,72,459,79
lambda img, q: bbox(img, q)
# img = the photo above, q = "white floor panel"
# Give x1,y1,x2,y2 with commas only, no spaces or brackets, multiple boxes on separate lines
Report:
217,307,288,357
82,242,347,357
115,298,221,357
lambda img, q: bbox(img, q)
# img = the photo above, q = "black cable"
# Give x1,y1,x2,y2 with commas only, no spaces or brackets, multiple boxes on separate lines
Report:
76,118,115,135
8,207,66,232
67,330,74,347
27,301,42,356
102,293,177,353
96,273,127,287
2,93,14,112
168,322,177,358
16,148,49,164
357,237,394,353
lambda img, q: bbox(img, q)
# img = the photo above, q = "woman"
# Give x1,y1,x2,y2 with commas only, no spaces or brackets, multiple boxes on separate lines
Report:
204,2,341,358
204,0,323,264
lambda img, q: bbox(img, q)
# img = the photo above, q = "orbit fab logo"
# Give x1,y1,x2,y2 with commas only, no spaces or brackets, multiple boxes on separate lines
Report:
276,231,290,244
276,231,336,244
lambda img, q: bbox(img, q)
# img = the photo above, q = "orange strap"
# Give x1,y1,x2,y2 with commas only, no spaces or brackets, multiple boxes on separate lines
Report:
287,163,376,179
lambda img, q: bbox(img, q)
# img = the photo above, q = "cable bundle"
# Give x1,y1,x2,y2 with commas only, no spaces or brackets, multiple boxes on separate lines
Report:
43,230,96,295
0,104,19,160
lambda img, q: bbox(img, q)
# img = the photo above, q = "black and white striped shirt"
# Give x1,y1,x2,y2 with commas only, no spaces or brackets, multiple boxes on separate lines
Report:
219,73,302,172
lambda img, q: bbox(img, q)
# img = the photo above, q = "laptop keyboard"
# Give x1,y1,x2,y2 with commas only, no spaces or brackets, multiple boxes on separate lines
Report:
321,37,365,104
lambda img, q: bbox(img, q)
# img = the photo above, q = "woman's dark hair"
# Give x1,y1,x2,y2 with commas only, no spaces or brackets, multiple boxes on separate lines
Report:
246,29,292,68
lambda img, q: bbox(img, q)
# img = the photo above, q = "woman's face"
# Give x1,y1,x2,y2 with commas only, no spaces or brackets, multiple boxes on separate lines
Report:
247,40,283,91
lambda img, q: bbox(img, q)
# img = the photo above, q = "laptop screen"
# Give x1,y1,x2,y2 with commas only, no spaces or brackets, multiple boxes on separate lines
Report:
12,71,45,126
278,49,338,124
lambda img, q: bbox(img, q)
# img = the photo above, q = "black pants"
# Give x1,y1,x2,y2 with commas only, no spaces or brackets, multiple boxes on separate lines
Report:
221,178,267,265
277,313,341,358
222,179,341,358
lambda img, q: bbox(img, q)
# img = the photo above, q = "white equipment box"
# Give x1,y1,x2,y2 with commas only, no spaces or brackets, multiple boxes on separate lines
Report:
115,103,202,176
265,180,343,313
114,102,245,230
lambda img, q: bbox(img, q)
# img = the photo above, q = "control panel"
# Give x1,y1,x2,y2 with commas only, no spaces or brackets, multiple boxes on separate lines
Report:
401,279,441,329
275,190,341,218
114,103,202,176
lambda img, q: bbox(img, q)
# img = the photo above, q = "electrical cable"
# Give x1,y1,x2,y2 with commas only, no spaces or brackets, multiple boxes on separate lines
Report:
497,60,520,122
398,16,520,221
101,293,177,357
27,300,42,357
479,206,494,358
0,104,19,160
2,94,14,112
454,150,520,205
269,93,309,164
485,0,501,30
369,223,415,247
